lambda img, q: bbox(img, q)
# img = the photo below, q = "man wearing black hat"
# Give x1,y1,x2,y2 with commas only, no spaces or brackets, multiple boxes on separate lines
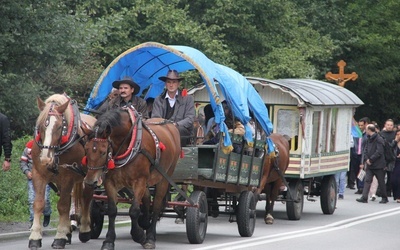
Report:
152,70,195,146
97,76,148,118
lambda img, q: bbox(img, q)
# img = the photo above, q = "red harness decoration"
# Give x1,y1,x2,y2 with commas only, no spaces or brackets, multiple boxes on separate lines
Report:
26,140,34,149
107,159,115,170
159,142,166,151
114,107,138,161
81,156,87,166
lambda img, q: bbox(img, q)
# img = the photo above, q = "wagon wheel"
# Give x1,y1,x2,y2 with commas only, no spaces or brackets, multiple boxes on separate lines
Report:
236,191,256,237
320,175,337,214
186,191,208,244
286,179,304,220
90,200,105,239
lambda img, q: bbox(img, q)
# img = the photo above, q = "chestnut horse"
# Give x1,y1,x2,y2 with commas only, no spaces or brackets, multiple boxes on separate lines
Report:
82,107,180,250
255,133,290,224
29,94,96,249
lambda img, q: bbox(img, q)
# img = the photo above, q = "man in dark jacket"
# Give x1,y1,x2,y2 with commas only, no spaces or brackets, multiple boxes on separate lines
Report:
151,70,195,146
0,112,12,171
96,76,148,118
379,119,396,197
356,124,389,203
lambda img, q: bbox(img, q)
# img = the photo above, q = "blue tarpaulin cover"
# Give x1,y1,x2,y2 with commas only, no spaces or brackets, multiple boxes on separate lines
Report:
85,42,275,153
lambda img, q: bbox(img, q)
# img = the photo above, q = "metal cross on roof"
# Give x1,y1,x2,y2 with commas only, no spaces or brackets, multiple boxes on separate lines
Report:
325,60,358,87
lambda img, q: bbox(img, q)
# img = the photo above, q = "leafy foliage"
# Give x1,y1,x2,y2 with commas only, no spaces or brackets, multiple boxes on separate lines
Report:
0,136,59,222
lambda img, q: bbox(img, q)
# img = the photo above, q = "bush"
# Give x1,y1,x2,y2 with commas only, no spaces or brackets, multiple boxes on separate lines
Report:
0,136,59,222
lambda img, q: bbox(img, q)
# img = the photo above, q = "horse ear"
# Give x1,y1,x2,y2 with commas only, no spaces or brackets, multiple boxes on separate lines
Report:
56,100,70,114
81,122,93,135
37,96,46,111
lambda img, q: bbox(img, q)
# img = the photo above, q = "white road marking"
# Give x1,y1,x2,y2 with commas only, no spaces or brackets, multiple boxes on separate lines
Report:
193,207,400,250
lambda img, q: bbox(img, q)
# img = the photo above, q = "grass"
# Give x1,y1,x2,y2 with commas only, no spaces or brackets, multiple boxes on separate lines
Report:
0,135,60,222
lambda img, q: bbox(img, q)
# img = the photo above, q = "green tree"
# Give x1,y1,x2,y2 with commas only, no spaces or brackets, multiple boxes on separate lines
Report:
342,1,400,123
0,0,103,136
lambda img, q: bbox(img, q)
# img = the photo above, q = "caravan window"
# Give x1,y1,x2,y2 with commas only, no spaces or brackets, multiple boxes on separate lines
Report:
311,111,321,154
276,108,299,151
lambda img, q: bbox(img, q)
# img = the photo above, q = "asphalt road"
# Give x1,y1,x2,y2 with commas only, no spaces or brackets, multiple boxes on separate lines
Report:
1,190,399,250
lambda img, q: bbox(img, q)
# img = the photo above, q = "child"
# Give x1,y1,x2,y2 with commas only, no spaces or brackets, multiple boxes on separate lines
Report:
20,140,52,228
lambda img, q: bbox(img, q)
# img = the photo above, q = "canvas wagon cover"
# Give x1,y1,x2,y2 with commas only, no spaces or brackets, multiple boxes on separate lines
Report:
85,42,275,152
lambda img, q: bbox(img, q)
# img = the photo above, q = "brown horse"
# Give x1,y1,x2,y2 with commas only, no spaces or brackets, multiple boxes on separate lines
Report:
29,94,96,249
254,133,290,224
82,107,181,250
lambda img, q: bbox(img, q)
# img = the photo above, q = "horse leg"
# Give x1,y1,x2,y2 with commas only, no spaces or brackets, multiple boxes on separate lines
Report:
51,184,73,249
264,183,275,224
143,180,169,249
265,180,282,225
101,186,119,250
138,188,151,230
129,179,147,246
28,176,46,249
79,183,94,243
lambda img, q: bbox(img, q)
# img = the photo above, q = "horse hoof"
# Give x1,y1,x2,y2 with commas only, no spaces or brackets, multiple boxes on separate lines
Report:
142,240,155,249
67,233,72,244
29,239,42,249
101,242,115,250
51,238,67,249
131,229,146,244
79,231,91,243
264,214,274,224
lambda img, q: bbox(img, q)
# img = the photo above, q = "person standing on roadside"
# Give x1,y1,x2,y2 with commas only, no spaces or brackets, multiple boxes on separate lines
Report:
355,117,370,194
20,140,52,228
356,124,389,204
390,129,400,203
379,119,396,197
0,112,12,171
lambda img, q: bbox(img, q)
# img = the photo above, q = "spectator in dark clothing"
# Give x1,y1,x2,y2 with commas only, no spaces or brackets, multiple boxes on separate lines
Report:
356,124,389,204
355,117,370,194
0,112,12,171
379,119,396,197
390,129,400,203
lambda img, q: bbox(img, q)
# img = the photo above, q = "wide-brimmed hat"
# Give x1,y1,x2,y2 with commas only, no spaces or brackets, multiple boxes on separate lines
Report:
158,70,184,82
112,76,140,95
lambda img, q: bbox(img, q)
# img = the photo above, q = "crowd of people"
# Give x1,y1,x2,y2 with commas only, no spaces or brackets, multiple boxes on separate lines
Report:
341,117,400,204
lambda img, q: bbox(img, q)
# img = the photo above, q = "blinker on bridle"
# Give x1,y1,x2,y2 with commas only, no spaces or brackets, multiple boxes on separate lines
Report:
35,103,68,150
82,126,115,171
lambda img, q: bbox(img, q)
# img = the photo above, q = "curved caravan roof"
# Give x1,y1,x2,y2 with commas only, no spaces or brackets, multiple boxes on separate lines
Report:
85,42,275,152
246,77,364,107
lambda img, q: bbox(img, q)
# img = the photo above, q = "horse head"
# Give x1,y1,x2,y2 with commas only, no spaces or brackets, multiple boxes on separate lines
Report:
35,95,71,168
83,114,116,188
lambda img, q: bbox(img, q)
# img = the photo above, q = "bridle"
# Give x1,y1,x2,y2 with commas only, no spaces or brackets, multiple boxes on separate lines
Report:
34,100,86,176
85,126,115,173
34,102,67,151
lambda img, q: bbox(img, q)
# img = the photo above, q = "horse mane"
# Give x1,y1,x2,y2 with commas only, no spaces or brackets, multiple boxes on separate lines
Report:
36,94,72,126
93,109,123,138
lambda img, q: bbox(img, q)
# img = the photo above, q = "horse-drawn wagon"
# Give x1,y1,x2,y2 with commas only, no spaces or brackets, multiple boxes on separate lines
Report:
83,42,287,249
247,77,364,218
188,77,364,220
